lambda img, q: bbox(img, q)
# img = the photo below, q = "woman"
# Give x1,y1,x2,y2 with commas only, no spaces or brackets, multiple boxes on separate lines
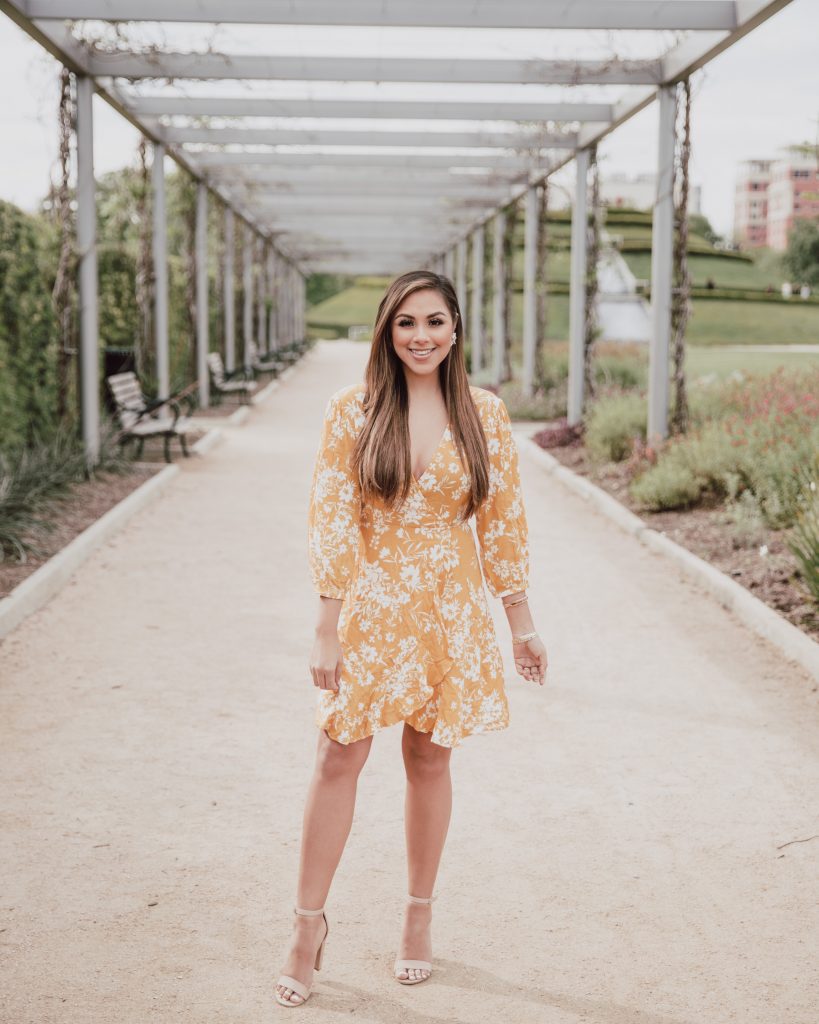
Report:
275,270,548,1008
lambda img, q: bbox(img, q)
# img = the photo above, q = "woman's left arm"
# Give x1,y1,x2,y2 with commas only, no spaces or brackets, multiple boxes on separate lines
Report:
474,398,547,686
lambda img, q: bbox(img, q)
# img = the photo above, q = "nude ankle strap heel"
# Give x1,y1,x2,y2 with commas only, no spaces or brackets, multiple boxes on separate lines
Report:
275,906,329,1008
394,892,436,985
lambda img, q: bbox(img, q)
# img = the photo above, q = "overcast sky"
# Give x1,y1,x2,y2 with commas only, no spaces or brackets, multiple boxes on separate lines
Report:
0,1,817,239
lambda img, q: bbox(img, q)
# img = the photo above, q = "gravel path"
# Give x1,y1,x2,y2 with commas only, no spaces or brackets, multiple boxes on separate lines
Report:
2,340,818,1023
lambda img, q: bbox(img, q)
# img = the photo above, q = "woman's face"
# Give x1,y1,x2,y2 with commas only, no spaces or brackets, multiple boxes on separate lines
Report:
390,288,456,379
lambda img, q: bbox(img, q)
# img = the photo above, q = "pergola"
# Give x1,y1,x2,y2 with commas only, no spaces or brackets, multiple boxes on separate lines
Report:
0,0,793,465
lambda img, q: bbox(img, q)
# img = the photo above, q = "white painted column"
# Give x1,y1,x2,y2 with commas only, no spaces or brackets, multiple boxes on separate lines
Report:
522,185,538,399
223,206,236,372
443,248,454,280
649,84,677,443
492,210,506,387
471,226,484,373
242,225,253,368
195,182,209,409
75,76,100,466
152,141,169,399
456,237,468,330
568,148,590,426
256,237,267,355
272,246,282,348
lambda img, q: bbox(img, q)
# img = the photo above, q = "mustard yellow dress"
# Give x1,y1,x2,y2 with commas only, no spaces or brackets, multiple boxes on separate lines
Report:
307,382,529,748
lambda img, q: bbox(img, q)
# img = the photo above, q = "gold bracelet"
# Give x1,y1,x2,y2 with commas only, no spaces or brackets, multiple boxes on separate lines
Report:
503,595,528,609
511,630,538,645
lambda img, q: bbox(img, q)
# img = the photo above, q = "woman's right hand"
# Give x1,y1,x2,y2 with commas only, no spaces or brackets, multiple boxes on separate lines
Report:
310,629,343,690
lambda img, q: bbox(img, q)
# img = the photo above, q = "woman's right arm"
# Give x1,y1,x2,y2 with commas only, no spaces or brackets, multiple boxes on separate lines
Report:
307,392,362,690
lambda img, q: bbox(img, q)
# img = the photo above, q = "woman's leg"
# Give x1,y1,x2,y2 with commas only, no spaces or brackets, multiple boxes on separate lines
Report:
276,728,373,1005
397,723,453,981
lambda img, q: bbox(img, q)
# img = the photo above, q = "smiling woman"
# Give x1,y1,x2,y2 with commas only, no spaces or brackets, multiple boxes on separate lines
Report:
274,268,548,1006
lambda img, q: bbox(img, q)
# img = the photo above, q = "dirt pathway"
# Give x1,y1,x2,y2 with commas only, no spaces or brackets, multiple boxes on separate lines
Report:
2,341,817,1023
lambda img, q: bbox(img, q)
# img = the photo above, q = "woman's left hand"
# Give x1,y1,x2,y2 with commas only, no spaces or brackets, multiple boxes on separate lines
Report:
512,635,548,686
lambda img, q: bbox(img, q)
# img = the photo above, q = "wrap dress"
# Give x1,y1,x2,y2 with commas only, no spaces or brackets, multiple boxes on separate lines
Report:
307,382,530,748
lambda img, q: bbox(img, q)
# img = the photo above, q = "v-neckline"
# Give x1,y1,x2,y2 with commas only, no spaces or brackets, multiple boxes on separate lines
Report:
412,422,451,485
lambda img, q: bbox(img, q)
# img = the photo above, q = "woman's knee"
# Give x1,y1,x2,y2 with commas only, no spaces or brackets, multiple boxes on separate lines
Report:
402,728,452,780
315,729,372,782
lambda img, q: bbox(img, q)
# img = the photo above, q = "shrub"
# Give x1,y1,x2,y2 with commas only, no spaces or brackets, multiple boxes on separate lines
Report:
584,391,647,462
787,455,819,603
532,418,584,449
0,418,130,563
629,457,702,510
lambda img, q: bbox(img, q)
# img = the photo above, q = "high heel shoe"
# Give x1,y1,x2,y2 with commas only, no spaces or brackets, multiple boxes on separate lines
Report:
275,906,329,1007
394,893,436,985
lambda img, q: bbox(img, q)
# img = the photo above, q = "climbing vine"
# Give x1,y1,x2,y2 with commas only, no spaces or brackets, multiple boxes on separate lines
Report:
670,78,693,436
534,180,550,394
583,144,602,405
50,66,77,423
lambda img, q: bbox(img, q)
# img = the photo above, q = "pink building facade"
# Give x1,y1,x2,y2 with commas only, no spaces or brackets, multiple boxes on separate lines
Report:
733,155,819,251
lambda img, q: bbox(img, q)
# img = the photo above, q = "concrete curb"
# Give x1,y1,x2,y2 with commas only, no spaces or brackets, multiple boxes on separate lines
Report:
0,427,222,643
517,432,819,683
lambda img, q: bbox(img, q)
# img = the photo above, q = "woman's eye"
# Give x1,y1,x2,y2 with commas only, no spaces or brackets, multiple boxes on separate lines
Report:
429,319,443,326
398,320,413,327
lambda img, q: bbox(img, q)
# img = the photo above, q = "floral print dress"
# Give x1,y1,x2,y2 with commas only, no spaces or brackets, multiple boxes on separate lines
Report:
307,383,530,748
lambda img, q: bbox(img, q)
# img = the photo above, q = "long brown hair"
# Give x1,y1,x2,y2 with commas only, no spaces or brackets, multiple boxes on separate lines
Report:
351,270,490,520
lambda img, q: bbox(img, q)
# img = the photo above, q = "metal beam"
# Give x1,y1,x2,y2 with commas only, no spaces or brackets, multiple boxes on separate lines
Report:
161,126,578,149
223,206,236,371
567,148,590,426
75,74,100,467
127,96,614,123
190,150,554,172
471,226,484,373
491,210,505,387
195,181,209,408
26,2,740,31
152,141,169,399
208,167,530,188
649,85,676,443
85,51,664,86
522,185,537,398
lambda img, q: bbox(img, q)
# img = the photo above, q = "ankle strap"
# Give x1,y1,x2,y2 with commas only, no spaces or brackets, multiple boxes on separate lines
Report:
294,906,325,916
407,893,436,904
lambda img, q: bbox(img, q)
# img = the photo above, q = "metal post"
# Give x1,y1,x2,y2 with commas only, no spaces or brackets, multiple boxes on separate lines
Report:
75,75,100,467
471,226,484,373
492,210,506,387
650,84,677,443
195,182,209,409
272,247,282,348
152,141,169,399
242,224,253,369
223,206,235,372
257,237,267,355
522,185,538,398
456,237,468,332
568,148,591,426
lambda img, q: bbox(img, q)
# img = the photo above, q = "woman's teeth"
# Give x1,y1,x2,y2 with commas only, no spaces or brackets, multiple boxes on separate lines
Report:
410,348,434,358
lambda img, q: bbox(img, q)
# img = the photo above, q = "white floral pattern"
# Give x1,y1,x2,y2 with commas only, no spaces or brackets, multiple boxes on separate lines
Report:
307,383,529,748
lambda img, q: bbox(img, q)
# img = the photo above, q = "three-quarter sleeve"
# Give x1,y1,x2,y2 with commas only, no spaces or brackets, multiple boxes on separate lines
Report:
307,390,363,600
474,396,530,598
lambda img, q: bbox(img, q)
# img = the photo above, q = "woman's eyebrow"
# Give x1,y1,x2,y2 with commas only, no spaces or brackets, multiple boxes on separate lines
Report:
394,311,447,319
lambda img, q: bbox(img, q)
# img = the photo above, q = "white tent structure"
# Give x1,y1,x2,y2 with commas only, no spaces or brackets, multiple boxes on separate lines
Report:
0,0,794,464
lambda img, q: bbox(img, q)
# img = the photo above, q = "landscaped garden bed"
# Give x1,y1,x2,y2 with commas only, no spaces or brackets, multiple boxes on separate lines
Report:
519,362,819,643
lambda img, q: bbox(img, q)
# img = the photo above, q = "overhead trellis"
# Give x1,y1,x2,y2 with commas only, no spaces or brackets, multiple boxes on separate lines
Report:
0,0,795,464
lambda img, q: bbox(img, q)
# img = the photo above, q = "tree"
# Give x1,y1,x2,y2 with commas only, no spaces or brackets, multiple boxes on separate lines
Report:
784,218,819,287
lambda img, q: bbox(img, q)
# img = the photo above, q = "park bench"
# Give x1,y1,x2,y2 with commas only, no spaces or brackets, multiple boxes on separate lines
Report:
206,352,258,405
248,341,286,377
107,371,197,463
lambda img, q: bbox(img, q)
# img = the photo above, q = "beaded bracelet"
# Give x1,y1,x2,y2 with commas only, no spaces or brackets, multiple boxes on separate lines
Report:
511,630,538,645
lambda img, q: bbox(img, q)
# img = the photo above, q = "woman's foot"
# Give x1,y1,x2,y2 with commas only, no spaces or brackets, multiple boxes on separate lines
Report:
275,912,328,1006
395,899,433,982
